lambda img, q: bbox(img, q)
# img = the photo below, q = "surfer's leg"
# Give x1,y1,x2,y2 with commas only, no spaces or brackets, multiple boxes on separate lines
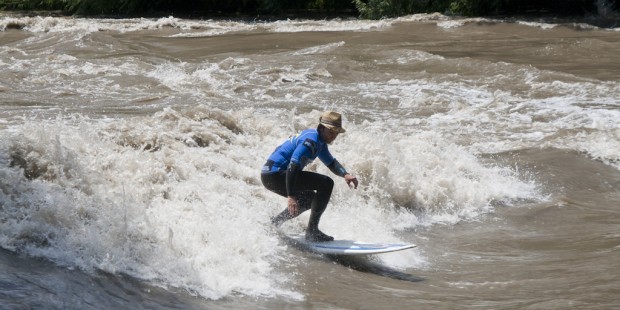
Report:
296,191,315,214
294,172,334,242
261,172,290,226
262,172,315,226
270,209,291,227
270,191,314,227
262,171,334,239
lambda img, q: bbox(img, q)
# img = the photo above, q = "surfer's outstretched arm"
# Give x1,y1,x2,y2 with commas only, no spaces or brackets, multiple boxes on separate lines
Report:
328,159,358,189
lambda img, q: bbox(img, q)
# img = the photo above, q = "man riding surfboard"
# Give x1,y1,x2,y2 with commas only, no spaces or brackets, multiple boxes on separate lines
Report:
261,111,359,242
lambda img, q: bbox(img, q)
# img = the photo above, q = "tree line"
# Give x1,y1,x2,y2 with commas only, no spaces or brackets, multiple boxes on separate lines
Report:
0,0,617,19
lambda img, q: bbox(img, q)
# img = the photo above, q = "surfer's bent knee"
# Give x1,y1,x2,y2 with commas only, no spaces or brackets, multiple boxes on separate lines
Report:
319,175,334,191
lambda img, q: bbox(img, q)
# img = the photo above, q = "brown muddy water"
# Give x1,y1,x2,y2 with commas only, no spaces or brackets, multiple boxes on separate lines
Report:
1,14,619,309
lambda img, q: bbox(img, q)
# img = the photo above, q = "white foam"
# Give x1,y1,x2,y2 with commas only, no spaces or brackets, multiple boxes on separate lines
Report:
0,104,543,299
293,41,345,55
0,110,307,299
437,19,467,29
2,14,619,300
394,13,450,23
517,21,557,29
3,14,617,38
268,18,392,32
0,15,391,34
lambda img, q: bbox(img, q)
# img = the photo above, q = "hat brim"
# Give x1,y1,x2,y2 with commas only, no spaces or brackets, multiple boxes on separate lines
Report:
323,124,346,133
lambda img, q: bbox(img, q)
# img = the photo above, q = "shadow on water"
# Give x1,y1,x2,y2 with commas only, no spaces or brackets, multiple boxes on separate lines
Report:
0,248,205,310
326,254,424,283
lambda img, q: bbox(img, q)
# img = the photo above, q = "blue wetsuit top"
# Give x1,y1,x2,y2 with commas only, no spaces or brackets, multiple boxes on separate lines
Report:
262,129,335,174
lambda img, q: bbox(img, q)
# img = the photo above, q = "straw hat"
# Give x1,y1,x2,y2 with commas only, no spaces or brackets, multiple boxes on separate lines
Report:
319,111,346,133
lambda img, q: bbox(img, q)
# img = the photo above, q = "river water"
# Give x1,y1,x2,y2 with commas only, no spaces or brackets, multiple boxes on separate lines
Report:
1,13,619,309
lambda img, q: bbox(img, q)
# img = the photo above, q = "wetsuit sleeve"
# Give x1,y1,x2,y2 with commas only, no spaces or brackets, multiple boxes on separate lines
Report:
286,140,314,197
327,159,348,177
287,134,322,196
291,139,317,164
318,145,335,166
286,161,301,197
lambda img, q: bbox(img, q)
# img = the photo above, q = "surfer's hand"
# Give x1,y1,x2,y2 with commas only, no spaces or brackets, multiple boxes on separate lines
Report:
345,174,358,189
288,196,300,217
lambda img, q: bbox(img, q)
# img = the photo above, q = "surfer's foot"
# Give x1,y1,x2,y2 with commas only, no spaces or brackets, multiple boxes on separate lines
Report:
305,228,334,242
271,210,291,228
271,216,284,228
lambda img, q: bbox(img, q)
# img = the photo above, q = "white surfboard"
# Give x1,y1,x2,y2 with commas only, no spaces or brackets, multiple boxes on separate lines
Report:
286,233,416,255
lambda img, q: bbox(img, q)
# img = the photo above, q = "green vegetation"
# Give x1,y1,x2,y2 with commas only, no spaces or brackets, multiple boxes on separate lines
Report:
0,0,616,19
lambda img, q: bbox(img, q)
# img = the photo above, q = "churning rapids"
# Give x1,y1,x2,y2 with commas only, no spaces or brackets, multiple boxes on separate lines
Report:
1,13,619,309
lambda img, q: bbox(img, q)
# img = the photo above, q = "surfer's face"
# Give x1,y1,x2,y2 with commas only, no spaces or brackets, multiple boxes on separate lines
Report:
320,127,339,144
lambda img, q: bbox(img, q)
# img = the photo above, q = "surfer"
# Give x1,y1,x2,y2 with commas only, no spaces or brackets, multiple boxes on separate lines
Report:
261,111,359,242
